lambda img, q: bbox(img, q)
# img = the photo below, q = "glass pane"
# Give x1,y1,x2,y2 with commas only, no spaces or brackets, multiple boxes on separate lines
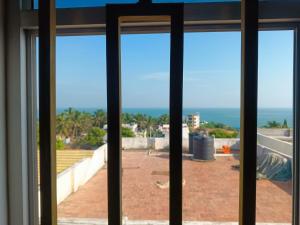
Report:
120,31,170,221
256,30,293,224
183,32,241,222
36,35,108,224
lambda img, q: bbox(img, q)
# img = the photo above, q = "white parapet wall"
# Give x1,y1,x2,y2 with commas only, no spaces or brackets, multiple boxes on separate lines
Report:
214,138,240,150
122,137,240,151
122,137,154,150
257,133,292,158
257,128,292,137
56,144,107,204
38,144,107,206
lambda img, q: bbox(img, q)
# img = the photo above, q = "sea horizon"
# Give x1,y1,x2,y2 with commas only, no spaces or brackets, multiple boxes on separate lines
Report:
54,107,293,129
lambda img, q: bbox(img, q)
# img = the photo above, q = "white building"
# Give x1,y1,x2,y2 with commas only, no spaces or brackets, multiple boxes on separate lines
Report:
159,123,189,139
122,123,138,134
187,114,200,129
103,123,138,134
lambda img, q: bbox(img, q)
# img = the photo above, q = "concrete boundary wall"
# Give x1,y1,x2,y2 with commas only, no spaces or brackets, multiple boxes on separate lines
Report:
122,137,239,151
257,133,292,157
258,128,292,137
214,138,240,150
56,144,107,204
38,144,107,205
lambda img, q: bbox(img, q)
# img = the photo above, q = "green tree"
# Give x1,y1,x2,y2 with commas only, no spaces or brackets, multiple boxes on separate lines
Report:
158,114,169,125
56,139,65,150
145,116,156,137
122,127,135,137
93,109,107,128
60,108,94,140
262,121,282,128
122,113,134,124
282,119,288,128
134,113,147,131
209,129,238,138
56,113,69,138
79,127,106,148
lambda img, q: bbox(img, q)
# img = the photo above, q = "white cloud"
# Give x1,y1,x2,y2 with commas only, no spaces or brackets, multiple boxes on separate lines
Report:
140,69,238,82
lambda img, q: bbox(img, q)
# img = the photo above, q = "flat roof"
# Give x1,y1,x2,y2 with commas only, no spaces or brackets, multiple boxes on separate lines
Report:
58,150,292,223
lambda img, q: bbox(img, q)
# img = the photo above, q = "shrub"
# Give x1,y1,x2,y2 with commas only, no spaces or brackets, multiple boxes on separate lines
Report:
56,139,65,150
122,127,135,137
79,127,106,148
209,129,238,138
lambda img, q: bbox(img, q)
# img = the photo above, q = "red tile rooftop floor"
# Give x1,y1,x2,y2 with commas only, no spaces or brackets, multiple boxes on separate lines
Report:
58,150,292,223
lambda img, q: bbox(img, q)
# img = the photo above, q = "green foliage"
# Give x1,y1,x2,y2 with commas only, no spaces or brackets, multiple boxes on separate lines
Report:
151,129,165,137
158,114,169,124
79,127,106,148
262,120,289,128
93,109,106,128
122,127,135,137
201,122,235,131
282,119,288,128
122,113,135,124
56,139,65,150
209,129,238,138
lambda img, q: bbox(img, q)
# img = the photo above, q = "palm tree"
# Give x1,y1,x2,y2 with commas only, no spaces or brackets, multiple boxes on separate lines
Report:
145,116,155,137
282,119,288,128
93,109,106,128
263,120,282,128
122,113,134,124
56,113,68,138
63,108,83,139
134,113,147,131
158,114,169,125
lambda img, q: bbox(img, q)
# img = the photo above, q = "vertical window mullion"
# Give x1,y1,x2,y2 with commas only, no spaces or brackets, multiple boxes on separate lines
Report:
239,1,258,225
38,0,57,225
169,6,184,225
106,7,122,225
293,25,300,225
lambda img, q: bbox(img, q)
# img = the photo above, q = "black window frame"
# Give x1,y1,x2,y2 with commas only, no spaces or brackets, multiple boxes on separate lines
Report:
31,1,300,225
106,3,184,225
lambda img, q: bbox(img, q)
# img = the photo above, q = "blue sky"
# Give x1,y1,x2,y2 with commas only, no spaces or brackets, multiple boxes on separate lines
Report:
54,30,293,109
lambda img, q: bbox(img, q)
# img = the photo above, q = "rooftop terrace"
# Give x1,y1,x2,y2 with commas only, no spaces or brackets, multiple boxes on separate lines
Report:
57,150,292,223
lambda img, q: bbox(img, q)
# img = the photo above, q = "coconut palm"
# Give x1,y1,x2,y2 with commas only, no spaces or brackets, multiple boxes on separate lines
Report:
63,108,84,139
56,113,69,138
263,120,282,128
93,109,107,128
158,114,169,125
145,116,155,137
122,112,134,124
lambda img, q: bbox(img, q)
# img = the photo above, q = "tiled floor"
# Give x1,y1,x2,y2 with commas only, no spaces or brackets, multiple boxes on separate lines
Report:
58,150,292,223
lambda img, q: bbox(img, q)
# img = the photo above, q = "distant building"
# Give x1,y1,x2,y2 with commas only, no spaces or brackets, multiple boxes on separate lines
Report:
158,123,189,139
103,123,138,135
187,114,200,129
122,123,138,134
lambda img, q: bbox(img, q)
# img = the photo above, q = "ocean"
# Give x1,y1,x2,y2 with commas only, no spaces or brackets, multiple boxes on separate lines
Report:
56,108,293,129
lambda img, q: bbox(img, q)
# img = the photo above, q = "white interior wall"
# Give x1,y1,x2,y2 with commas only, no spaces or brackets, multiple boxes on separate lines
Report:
6,0,29,224
0,0,7,224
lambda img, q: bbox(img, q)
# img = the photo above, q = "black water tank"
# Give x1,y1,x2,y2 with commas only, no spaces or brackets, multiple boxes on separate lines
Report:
188,133,199,154
193,135,215,161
